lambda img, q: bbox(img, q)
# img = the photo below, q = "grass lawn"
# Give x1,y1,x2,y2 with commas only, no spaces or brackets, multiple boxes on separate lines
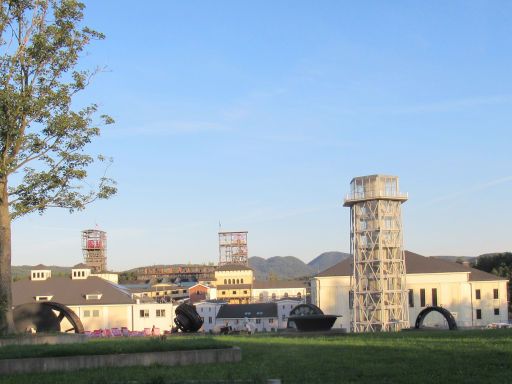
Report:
1,329,512,383
0,336,229,360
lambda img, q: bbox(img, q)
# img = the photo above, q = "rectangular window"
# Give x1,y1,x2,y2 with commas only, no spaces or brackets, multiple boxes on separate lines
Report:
476,309,482,320
349,291,354,309
493,289,499,299
408,289,414,308
243,290,248,294
208,317,212,324
432,288,438,307
269,318,274,324
232,291,237,294
256,319,261,324
282,315,286,321
420,289,426,307
92,310,100,318
140,309,149,318
156,309,165,317
475,289,481,300
83,310,90,317
494,308,500,316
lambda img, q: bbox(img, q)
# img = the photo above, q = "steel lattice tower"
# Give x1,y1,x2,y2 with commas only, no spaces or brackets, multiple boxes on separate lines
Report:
82,229,107,272
343,175,409,332
218,231,248,266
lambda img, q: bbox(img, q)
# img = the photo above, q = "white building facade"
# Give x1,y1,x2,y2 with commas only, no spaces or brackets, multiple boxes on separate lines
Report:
311,251,509,331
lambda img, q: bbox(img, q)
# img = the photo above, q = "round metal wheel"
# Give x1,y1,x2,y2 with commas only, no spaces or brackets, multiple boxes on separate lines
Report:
13,302,84,334
289,304,324,317
174,303,203,332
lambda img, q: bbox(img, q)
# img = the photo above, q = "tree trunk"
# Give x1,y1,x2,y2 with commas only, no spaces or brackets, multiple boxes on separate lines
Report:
0,178,14,334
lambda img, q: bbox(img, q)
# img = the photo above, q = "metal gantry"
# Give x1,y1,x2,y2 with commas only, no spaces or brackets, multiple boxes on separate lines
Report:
218,231,248,266
344,175,409,332
82,229,107,272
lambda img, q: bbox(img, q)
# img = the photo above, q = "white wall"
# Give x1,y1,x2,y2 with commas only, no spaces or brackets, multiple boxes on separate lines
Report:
132,303,174,332
217,317,277,332
312,272,509,331
195,302,224,332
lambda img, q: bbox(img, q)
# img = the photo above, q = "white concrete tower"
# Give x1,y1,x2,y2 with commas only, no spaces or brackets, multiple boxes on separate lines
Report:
343,175,409,332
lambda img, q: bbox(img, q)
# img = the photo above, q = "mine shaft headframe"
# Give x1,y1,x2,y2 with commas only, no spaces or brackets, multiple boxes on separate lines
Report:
218,231,249,266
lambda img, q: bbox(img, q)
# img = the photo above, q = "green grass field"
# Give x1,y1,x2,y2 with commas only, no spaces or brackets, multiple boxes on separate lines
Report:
1,329,512,383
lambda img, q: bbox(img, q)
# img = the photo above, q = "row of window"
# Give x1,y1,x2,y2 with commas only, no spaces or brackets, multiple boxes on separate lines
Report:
139,309,166,318
476,308,500,319
83,310,100,318
258,292,301,300
220,290,249,295
223,278,245,284
409,288,438,308
409,288,500,308
475,289,499,300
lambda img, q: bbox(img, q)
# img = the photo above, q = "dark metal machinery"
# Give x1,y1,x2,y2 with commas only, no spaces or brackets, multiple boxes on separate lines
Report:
415,306,457,330
13,302,84,333
287,304,338,331
174,303,204,332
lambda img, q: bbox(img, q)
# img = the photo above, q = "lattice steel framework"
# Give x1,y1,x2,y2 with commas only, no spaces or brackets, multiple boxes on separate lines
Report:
343,175,409,332
218,231,248,266
82,229,107,272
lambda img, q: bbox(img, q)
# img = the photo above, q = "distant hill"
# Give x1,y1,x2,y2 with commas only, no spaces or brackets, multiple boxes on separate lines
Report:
249,256,315,280
248,252,352,280
12,265,71,281
308,251,351,274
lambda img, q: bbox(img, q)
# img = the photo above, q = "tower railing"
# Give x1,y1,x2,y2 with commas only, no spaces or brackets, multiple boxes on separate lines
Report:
344,190,408,203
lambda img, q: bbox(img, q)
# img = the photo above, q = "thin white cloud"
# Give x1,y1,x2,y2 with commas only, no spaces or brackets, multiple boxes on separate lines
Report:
424,175,512,205
383,95,512,115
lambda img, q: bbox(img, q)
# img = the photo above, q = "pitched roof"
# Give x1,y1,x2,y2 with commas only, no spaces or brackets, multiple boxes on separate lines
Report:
253,280,307,289
13,276,135,306
216,264,252,272
33,264,49,270
317,251,507,281
217,303,277,319
72,263,89,269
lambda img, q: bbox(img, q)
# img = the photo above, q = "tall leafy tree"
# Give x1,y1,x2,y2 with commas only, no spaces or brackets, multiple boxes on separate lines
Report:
0,0,116,334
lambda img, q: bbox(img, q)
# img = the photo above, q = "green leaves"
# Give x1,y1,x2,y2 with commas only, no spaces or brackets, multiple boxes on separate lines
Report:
0,0,116,218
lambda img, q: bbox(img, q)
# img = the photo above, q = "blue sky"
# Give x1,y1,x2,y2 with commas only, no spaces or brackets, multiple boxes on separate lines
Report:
11,1,512,270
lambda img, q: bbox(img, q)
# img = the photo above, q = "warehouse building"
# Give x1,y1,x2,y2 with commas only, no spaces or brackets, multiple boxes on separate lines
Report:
311,251,509,331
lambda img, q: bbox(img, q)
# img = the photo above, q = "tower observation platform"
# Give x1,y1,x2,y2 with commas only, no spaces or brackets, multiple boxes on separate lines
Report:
344,175,409,332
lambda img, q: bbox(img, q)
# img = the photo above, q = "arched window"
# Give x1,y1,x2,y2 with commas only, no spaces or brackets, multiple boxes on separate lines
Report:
297,292,302,299
224,279,227,284
228,279,232,284
241,278,244,284
284,292,289,298
271,293,276,300
259,293,264,301
236,279,239,284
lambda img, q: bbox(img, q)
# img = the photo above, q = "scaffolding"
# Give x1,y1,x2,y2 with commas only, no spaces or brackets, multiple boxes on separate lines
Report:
343,175,409,332
82,229,107,273
218,231,248,266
